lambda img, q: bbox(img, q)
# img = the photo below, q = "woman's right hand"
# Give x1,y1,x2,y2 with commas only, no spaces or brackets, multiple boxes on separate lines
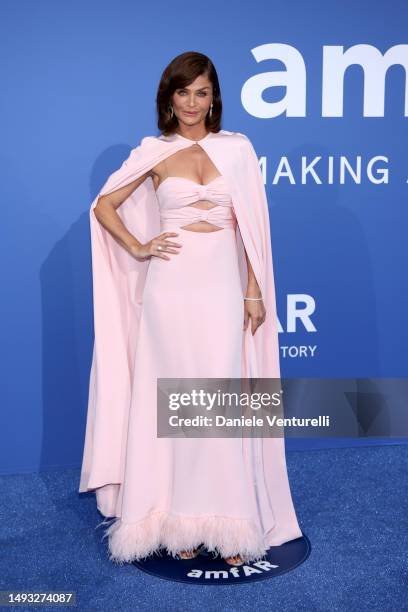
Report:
131,232,183,261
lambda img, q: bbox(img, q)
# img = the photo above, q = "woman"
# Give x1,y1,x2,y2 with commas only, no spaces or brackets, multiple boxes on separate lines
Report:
79,51,303,566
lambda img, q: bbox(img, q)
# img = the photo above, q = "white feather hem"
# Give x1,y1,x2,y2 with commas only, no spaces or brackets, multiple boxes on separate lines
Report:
97,510,270,564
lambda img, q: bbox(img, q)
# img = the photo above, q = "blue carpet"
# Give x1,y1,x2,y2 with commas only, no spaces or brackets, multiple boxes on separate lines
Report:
1,445,407,611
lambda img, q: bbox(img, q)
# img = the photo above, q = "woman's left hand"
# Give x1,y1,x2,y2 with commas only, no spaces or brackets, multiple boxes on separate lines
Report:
243,299,266,336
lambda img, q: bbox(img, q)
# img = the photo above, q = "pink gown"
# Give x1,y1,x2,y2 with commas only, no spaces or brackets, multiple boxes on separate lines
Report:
98,168,302,564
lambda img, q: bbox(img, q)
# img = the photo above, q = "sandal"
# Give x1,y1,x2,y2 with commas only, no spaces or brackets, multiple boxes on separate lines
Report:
224,554,245,566
175,544,203,560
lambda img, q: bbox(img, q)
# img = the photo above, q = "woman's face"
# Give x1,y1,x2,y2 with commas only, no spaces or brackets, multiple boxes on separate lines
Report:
171,73,213,129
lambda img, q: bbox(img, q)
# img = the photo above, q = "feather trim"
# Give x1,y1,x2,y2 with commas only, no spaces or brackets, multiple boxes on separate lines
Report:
98,510,269,565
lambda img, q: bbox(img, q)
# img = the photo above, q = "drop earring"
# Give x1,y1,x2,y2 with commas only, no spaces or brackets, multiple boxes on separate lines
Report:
209,102,213,118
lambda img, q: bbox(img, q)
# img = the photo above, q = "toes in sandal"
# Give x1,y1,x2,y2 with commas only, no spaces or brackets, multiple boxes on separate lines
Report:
224,555,245,566
175,544,203,560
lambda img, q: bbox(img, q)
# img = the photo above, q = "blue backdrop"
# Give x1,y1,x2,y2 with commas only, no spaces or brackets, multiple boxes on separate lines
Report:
1,0,407,475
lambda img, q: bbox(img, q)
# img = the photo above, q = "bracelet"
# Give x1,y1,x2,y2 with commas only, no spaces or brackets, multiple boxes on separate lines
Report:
244,296,263,301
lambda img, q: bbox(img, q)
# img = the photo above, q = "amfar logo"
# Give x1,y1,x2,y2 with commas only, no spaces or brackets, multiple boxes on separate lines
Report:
187,559,279,580
278,294,316,334
241,43,408,117
279,295,317,360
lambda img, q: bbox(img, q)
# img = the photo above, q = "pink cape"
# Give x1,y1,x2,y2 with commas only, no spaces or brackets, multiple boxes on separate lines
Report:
79,129,302,548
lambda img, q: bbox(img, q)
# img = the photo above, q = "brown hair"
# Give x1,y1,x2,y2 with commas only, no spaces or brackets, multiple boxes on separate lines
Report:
156,51,222,135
